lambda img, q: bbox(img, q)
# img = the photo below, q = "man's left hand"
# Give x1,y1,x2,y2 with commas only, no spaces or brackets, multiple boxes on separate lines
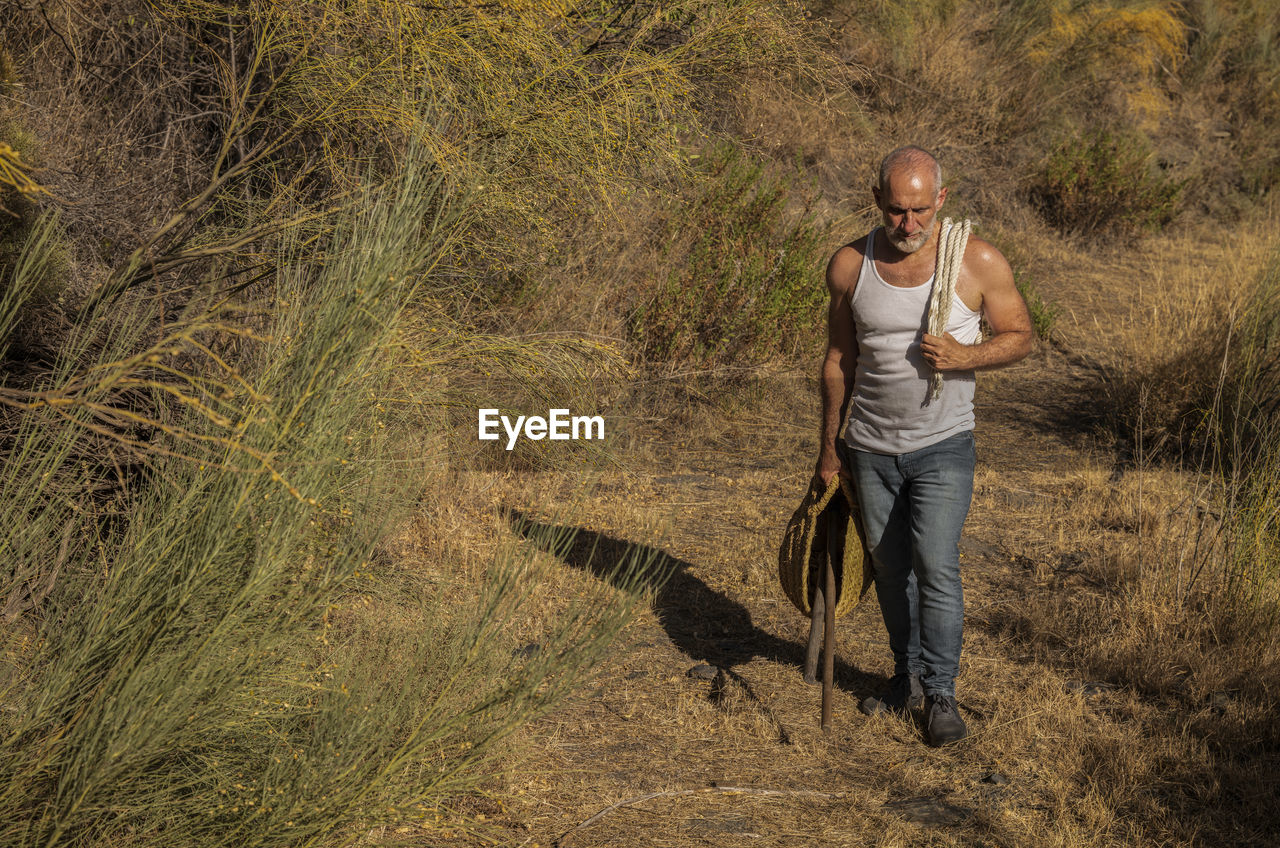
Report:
921,332,971,371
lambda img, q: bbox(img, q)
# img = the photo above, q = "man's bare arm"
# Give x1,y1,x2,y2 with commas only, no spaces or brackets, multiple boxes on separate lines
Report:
815,247,859,486
920,239,1032,371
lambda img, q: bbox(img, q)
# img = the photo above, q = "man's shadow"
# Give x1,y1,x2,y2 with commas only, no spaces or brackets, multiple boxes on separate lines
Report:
505,508,886,742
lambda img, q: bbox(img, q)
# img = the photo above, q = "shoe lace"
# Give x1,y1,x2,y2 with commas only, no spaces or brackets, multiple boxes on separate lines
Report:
930,695,957,716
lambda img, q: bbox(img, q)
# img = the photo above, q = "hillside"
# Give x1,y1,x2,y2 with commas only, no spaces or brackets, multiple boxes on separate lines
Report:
1,2,1278,846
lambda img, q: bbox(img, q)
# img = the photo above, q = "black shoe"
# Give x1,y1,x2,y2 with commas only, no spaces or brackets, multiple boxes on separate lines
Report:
859,673,924,717
924,694,967,746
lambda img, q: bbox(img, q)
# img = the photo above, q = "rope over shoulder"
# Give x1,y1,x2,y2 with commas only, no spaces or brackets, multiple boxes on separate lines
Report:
926,216,971,402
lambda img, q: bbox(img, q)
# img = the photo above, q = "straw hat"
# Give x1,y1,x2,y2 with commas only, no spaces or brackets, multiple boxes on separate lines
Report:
778,474,873,618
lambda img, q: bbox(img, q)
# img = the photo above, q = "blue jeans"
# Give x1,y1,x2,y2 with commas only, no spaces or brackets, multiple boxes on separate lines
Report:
843,431,975,698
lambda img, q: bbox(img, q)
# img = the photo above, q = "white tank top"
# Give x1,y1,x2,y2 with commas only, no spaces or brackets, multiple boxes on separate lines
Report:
843,229,983,455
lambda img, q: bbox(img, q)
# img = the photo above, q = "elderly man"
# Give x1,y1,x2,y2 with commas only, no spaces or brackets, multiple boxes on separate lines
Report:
814,146,1032,746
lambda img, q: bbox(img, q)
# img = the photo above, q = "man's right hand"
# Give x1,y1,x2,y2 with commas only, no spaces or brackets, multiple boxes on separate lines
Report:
814,449,843,489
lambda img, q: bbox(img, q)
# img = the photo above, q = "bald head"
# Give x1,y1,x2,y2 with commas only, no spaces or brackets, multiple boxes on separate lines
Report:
872,145,947,255
877,145,942,195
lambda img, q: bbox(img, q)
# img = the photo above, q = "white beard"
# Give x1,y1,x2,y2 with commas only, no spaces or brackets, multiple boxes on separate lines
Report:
884,219,935,254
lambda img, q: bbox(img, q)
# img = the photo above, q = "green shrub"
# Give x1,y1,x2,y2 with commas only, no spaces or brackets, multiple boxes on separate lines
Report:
1014,272,1059,341
630,146,829,367
1035,128,1182,236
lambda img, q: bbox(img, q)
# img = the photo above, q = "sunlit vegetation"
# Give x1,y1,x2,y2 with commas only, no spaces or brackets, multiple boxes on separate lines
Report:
1,0,1278,844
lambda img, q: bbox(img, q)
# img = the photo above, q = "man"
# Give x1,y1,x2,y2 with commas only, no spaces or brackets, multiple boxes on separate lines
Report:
814,146,1032,746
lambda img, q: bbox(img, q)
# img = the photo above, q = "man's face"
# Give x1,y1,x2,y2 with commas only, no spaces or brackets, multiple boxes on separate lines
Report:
873,169,945,255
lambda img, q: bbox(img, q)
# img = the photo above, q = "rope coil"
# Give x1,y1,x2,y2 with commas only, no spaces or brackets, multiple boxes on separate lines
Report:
926,217,971,401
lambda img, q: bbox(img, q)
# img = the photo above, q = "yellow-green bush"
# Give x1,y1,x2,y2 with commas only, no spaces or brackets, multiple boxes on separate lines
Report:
1015,0,1184,127
152,0,825,269
836,0,1184,134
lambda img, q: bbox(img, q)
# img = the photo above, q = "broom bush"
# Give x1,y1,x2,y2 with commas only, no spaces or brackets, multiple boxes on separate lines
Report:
0,143,654,846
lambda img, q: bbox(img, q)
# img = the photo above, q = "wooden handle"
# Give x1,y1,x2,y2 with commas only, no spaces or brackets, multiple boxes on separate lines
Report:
804,584,824,685
821,555,836,730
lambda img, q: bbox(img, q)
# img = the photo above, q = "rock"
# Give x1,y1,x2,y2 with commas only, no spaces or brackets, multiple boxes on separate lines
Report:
512,643,540,659
883,796,972,826
1066,680,1117,698
959,538,1001,560
981,772,1009,785
686,663,718,680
